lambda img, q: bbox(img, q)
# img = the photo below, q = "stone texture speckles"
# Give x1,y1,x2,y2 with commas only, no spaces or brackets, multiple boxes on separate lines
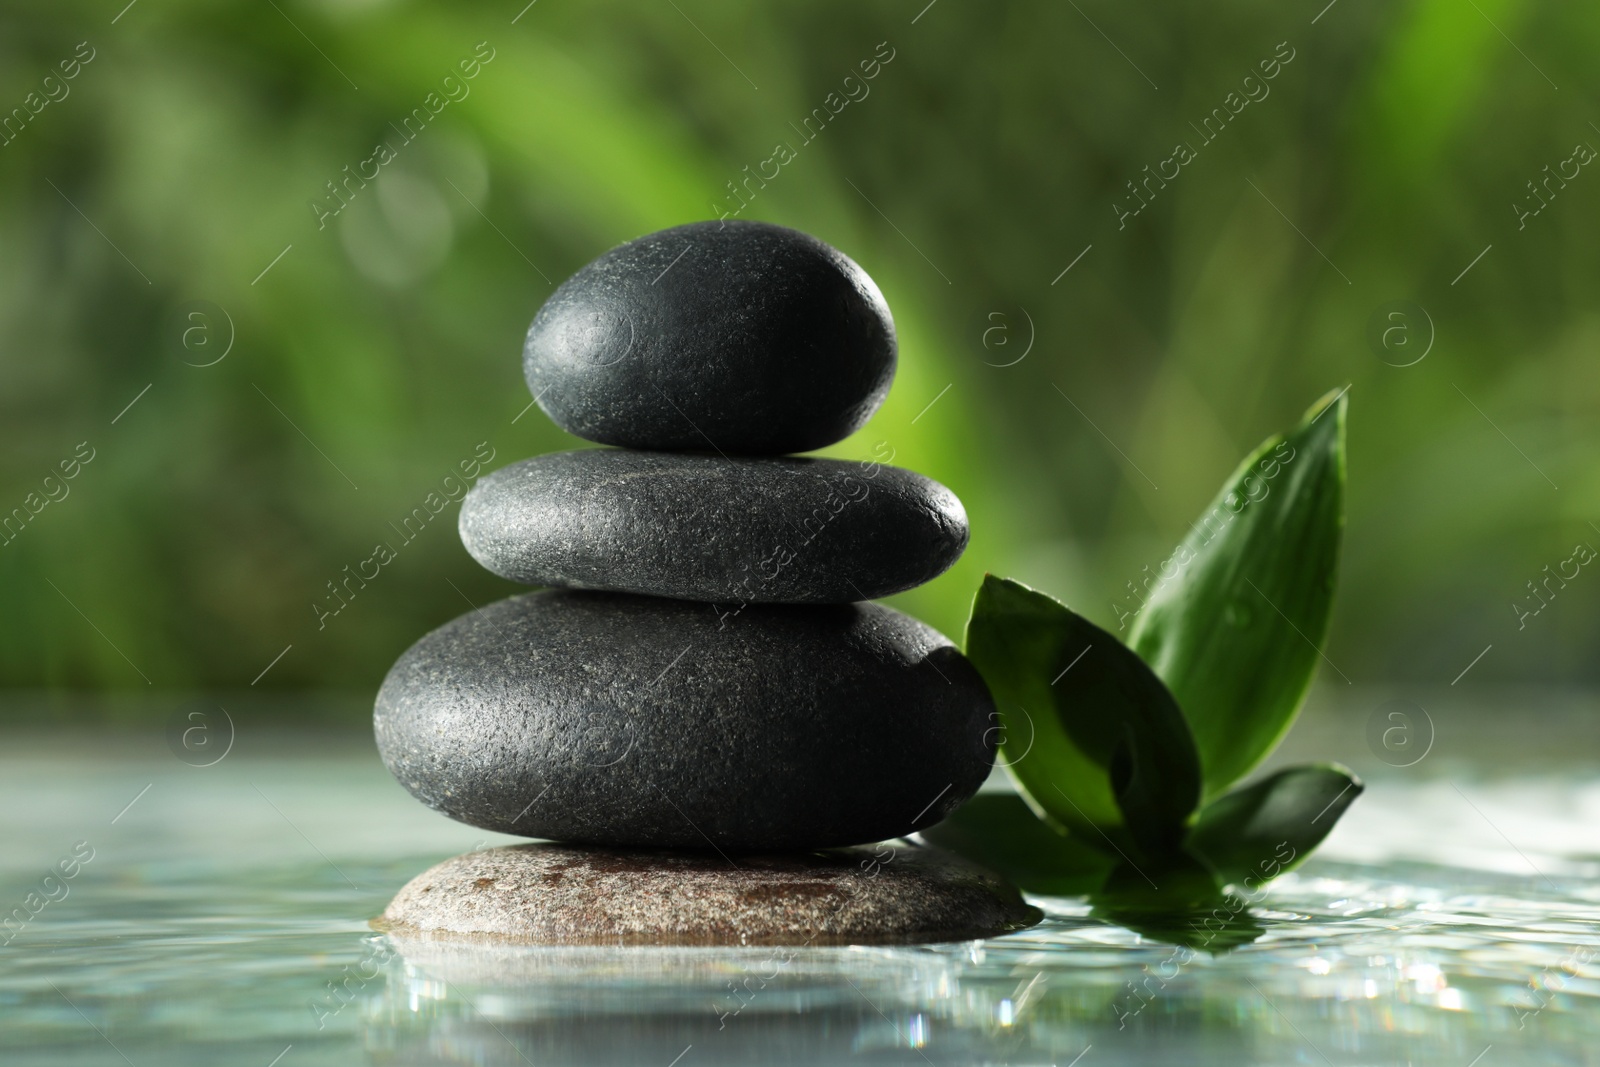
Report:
374,591,995,851
457,449,968,603
377,843,1041,945
522,221,896,455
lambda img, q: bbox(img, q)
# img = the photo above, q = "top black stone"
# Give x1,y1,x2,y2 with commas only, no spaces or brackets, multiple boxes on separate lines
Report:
523,220,896,455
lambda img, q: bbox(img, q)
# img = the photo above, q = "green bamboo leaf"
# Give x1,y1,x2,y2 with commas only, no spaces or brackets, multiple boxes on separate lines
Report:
965,576,1201,853
1186,763,1363,886
1128,389,1348,797
918,793,1114,896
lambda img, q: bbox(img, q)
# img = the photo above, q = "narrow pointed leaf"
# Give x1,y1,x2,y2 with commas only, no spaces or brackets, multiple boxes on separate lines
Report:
918,793,1115,896
1186,763,1363,885
1128,389,1348,797
965,576,1201,851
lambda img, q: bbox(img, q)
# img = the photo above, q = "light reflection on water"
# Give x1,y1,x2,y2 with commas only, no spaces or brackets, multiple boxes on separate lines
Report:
363,865,1600,1066
0,733,1597,1065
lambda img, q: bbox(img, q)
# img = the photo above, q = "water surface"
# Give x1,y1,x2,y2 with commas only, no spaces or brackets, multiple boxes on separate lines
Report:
2,711,1597,1065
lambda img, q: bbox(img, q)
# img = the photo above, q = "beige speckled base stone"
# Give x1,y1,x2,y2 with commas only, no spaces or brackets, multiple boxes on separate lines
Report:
375,843,1041,946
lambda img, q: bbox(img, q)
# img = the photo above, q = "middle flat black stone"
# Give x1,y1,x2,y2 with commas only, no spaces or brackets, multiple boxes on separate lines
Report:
458,449,968,604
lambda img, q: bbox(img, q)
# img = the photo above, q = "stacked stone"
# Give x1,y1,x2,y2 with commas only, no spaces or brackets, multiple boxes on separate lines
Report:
375,221,997,860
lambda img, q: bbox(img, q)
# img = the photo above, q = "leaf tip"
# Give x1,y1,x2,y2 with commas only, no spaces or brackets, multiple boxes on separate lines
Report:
1301,385,1350,427
1312,387,1350,439
1329,761,1364,794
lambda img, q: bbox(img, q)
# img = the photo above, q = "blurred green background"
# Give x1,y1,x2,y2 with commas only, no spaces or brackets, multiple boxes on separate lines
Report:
2,0,1596,721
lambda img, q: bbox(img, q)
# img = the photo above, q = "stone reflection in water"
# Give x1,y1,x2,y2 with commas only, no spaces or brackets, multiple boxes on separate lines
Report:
366,931,1111,1066
361,866,1600,1066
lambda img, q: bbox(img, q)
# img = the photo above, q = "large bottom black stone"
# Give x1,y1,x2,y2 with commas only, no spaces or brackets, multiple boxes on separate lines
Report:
374,591,996,851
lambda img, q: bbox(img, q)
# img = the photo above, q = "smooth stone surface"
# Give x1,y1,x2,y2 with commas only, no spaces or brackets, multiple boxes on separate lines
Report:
374,591,994,851
523,220,896,455
459,449,968,604
377,843,1041,946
